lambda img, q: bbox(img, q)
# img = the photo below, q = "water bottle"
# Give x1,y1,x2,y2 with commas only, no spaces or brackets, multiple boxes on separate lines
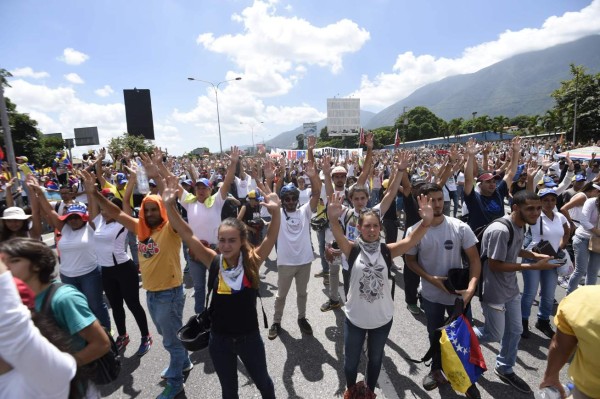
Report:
136,157,150,194
534,383,574,399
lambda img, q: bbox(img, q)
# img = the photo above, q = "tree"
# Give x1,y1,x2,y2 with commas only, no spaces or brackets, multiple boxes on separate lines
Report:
394,106,444,142
296,133,305,150
551,64,600,143
36,135,67,168
0,97,45,165
448,117,465,138
492,115,510,140
107,132,155,160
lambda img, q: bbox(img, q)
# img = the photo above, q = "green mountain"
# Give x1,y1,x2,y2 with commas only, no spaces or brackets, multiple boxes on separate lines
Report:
365,35,600,128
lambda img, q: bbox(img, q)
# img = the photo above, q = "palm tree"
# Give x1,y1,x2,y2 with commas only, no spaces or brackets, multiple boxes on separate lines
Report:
528,115,541,137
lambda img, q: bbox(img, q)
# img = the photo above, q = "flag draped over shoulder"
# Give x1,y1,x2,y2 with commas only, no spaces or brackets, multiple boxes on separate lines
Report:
440,315,487,393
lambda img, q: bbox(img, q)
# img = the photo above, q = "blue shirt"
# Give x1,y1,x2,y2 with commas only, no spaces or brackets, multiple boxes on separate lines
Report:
465,180,509,232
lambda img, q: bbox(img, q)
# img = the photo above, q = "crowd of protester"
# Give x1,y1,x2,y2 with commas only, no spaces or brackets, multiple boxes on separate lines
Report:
1,134,599,399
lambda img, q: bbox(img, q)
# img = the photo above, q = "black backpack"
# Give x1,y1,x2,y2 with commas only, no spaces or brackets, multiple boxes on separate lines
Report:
342,243,395,300
41,283,121,385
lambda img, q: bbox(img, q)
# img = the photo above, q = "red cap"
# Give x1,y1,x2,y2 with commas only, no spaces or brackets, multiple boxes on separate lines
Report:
477,173,501,182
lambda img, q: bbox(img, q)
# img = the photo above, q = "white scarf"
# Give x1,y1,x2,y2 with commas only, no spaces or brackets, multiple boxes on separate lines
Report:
219,254,244,291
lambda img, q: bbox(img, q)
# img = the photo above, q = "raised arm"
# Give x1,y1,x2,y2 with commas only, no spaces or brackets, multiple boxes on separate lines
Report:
161,175,216,266
220,147,240,200
80,171,99,222
28,179,64,231
305,160,321,212
388,194,432,258
94,148,109,188
254,193,282,262
464,139,478,196
379,153,409,215
356,132,373,187
322,155,334,199
326,194,353,258
503,137,521,185
24,175,42,240
91,190,138,233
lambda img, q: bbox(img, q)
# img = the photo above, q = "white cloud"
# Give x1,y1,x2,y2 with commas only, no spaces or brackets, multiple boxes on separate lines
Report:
64,73,84,84
196,0,369,97
9,67,49,79
58,48,90,65
353,0,600,109
94,85,114,97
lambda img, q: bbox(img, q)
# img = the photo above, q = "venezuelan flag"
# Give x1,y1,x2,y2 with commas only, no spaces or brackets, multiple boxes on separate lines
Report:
440,315,487,393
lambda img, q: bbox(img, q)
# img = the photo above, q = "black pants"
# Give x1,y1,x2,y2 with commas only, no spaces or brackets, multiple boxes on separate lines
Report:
383,218,398,244
401,228,421,305
101,260,149,337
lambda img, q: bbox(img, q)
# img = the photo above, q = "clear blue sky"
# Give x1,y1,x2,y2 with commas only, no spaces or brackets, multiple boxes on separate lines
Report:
1,0,597,154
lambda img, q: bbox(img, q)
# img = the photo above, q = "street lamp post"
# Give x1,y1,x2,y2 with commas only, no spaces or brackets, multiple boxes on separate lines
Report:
240,121,263,154
187,76,242,154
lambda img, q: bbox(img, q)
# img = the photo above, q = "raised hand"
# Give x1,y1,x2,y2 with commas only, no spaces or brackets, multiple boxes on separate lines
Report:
526,159,539,178
80,170,97,193
397,151,410,170
152,147,163,165
229,146,240,164
327,193,344,221
139,153,160,179
307,135,316,149
260,192,281,215
322,155,332,175
161,175,179,205
24,174,39,189
304,161,316,178
512,136,522,153
417,194,433,226
465,138,478,156
263,160,276,180
365,132,374,149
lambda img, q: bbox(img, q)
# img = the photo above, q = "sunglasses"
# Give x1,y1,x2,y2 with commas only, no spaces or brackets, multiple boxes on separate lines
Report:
283,196,299,203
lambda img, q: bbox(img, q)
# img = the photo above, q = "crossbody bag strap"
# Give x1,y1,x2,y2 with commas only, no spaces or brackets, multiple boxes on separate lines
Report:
256,289,269,329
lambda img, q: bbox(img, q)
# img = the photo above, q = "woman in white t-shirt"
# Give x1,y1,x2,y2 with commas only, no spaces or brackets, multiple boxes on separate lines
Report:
29,178,111,330
520,189,570,339
327,193,433,397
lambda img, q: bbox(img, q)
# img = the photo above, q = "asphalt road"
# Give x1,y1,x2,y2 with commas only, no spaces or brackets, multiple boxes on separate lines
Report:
50,225,572,399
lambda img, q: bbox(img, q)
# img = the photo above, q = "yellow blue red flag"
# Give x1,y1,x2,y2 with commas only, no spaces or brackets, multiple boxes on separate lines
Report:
440,315,487,393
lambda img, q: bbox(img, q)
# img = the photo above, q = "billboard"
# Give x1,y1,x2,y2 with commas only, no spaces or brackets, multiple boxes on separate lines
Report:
303,122,317,137
45,133,63,140
74,127,100,146
123,89,155,140
327,98,360,137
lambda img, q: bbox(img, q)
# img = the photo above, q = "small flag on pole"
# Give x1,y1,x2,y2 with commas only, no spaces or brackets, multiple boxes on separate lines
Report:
394,128,400,148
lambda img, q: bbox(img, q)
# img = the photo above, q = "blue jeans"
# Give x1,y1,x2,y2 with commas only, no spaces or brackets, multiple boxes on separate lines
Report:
125,231,139,265
146,285,188,389
317,228,329,273
568,235,600,294
344,318,393,392
421,298,472,370
189,258,207,314
60,266,111,330
369,188,380,208
474,295,522,374
449,190,459,218
209,330,275,399
521,267,558,321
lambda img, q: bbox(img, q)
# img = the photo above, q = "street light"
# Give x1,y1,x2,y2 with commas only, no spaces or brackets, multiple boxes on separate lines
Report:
240,121,263,153
187,76,242,154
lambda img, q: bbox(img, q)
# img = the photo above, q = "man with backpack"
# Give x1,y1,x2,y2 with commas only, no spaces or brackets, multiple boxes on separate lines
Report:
474,190,560,394
404,183,482,398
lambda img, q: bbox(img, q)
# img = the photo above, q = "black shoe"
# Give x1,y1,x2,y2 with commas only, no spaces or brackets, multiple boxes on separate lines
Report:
494,368,531,393
535,319,555,339
298,318,313,335
521,319,530,339
320,299,341,312
422,369,447,391
268,323,281,340
465,384,481,399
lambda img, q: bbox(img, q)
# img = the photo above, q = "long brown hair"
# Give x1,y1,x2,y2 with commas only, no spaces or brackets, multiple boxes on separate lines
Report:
219,218,260,289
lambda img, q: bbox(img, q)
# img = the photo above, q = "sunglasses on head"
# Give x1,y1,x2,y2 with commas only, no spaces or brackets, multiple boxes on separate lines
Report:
283,196,299,203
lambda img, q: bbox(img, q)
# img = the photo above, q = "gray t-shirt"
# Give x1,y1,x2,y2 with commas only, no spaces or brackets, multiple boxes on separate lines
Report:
406,217,478,306
480,216,525,304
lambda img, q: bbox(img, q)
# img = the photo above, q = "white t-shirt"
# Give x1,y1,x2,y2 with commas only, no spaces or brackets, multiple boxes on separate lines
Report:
0,272,76,399
181,191,226,245
57,224,97,277
93,215,130,267
298,187,311,207
339,204,382,270
344,249,394,329
527,211,567,253
406,217,478,306
235,175,252,199
276,203,314,266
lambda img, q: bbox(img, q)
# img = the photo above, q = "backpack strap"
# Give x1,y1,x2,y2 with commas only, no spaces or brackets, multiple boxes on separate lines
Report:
342,244,361,299
40,282,65,317
380,243,395,300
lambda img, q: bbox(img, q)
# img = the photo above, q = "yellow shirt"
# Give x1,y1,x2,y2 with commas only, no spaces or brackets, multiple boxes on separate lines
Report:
103,181,135,207
138,222,183,292
554,286,600,398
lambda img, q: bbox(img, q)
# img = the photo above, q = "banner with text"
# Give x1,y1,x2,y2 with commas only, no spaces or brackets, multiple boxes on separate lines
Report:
273,147,363,160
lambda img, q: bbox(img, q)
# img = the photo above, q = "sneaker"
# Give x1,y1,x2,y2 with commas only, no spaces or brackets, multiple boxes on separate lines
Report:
298,318,313,335
465,384,482,399
137,335,153,357
422,369,447,391
521,319,530,339
535,319,555,339
115,334,130,352
323,274,330,285
407,304,421,315
268,323,281,340
494,368,531,393
160,362,193,379
156,383,184,399
320,299,341,312
558,276,570,289
314,270,327,278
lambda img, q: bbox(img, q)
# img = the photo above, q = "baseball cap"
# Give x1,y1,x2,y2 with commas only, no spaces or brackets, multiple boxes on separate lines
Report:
477,172,501,182
116,173,128,184
572,174,586,182
195,178,211,187
148,179,157,187
331,166,347,176
247,190,258,199
16,156,28,162
59,204,89,221
1,207,31,220
410,175,426,186
382,179,390,189
180,178,193,186
538,175,557,188
538,188,558,198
